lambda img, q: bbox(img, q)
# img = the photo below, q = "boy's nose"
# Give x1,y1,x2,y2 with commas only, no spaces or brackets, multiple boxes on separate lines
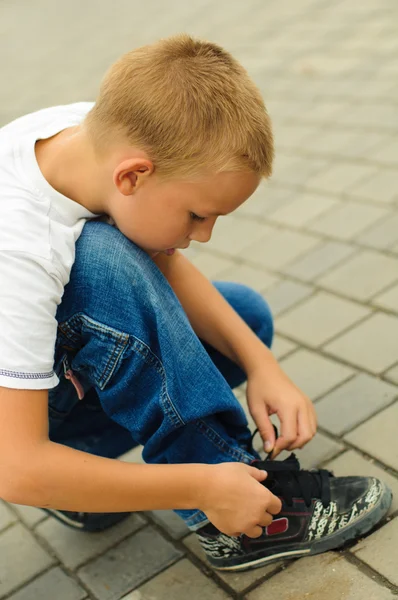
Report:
189,220,216,244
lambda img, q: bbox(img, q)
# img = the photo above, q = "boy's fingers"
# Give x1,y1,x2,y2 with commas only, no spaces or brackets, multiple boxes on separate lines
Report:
274,411,298,454
294,409,314,449
247,466,268,482
251,408,276,453
268,493,283,515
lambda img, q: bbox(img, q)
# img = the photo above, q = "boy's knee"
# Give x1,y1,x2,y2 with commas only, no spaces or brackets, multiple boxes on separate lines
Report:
244,286,274,349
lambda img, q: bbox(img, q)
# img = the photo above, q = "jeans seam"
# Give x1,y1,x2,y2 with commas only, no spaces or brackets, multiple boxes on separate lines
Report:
195,419,254,463
130,337,185,428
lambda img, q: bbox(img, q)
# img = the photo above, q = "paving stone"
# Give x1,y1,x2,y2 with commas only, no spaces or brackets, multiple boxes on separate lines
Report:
236,183,294,219
268,193,339,227
373,283,398,313
275,157,330,188
78,526,182,600
242,229,320,271
345,402,398,471
121,558,229,600
306,202,389,240
36,513,146,570
385,364,398,384
279,349,355,401
183,533,283,593
271,335,297,360
357,212,398,250
216,263,279,293
9,504,47,528
7,567,87,600
190,253,236,280
206,216,270,257
352,518,398,586
247,552,395,599
325,313,398,374
317,250,398,301
305,163,372,196
236,185,295,219
264,280,314,317
316,373,398,435
119,445,144,464
0,501,17,532
150,510,189,540
347,169,398,204
0,524,54,597
277,432,344,469
325,450,398,514
276,292,370,347
368,137,398,167
283,240,356,282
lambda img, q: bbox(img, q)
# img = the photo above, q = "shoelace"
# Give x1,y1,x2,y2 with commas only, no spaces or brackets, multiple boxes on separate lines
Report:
250,428,333,508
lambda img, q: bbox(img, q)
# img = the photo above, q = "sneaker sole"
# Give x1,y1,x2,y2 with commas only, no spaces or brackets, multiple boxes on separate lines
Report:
208,482,392,572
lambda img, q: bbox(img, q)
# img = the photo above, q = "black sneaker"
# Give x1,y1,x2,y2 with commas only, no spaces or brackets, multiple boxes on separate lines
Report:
196,453,392,571
41,508,131,532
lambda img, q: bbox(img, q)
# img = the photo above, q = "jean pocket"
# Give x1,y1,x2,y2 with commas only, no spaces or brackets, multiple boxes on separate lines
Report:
56,313,130,391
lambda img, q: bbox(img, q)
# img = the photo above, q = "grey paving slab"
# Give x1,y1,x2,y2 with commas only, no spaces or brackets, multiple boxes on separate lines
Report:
325,450,398,514
0,524,55,598
325,313,398,374
316,373,398,435
268,193,339,227
317,250,398,302
206,216,270,257
357,212,398,251
279,348,355,401
373,283,398,313
236,184,295,219
304,163,374,196
247,553,395,600
276,292,371,347
352,518,398,586
306,201,389,240
283,240,356,282
183,533,283,594
190,253,236,280
0,501,17,532
121,558,230,600
347,169,398,204
216,263,280,293
8,504,47,528
78,526,182,600
277,432,344,470
271,335,298,360
149,510,189,540
368,137,398,167
242,229,321,271
36,513,146,570
7,567,87,600
264,279,314,317
385,364,398,384
345,402,398,471
276,157,331,188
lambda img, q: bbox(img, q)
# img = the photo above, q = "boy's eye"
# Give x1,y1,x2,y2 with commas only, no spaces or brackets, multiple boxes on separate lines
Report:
190,212,206,222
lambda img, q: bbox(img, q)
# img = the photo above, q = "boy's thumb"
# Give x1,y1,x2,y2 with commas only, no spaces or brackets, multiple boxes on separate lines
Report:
247,465,268,482
258,416,276,454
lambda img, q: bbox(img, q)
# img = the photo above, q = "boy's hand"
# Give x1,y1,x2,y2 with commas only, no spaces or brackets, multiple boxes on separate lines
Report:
246,366,317,458
199,463,282,537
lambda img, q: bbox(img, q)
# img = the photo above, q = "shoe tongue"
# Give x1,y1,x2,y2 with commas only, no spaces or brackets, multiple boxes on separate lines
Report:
254,452,301,474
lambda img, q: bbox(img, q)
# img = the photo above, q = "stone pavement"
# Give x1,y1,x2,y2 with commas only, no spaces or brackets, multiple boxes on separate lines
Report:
0,0,397,598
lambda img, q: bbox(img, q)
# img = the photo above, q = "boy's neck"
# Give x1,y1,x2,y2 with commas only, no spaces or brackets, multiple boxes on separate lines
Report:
35,125,110,215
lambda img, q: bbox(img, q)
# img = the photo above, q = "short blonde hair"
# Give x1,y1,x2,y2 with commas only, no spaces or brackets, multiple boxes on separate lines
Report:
85,34,274,180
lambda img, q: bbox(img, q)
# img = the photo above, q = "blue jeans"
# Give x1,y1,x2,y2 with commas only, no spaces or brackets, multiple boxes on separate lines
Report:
49,220,274,530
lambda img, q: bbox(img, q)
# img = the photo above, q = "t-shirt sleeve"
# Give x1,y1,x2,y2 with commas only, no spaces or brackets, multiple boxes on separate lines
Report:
0,251,61,390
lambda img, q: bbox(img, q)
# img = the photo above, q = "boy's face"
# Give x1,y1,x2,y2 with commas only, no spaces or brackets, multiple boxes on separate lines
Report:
109,170,261,258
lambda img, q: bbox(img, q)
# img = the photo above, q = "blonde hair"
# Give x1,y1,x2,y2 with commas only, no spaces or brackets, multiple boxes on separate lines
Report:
85,34,274,180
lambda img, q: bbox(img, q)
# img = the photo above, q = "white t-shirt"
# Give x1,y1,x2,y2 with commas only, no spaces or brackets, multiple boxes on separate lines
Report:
0,102,103,390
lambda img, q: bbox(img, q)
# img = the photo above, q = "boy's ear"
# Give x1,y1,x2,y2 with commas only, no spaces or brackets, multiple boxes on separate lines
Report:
113,158,154,196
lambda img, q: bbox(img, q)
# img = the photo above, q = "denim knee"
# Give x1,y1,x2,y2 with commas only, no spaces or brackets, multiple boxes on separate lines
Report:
246,287,274,348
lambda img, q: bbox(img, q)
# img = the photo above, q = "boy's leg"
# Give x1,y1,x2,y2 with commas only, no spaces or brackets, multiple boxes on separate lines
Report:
49,220,267,530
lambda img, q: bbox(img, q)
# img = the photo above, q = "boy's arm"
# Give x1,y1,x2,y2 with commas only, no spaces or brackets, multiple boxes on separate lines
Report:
0,386,281,537
153,251,317,456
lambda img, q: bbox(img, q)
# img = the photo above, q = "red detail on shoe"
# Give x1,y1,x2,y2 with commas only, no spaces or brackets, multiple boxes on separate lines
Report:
266,517,289,536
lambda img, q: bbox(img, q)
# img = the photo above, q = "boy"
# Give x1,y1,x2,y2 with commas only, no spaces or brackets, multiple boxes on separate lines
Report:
0,34,391,571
